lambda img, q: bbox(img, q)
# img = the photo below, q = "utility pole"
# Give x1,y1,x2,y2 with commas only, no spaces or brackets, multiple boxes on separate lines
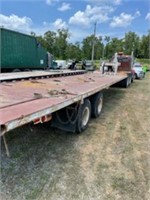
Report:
91,22,97,64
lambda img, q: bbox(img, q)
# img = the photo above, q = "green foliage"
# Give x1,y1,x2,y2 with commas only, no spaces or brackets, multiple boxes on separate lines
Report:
34,29,149,61
66,42,82,60
140,33,150,59
123,31,140,57
105,37,124,59
82,35,103,60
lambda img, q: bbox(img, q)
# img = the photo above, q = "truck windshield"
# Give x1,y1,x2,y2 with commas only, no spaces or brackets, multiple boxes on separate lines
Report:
134,64,141,68
117,57,131,62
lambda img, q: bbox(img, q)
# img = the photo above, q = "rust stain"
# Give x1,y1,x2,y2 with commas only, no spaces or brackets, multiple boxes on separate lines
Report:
30,80,46,84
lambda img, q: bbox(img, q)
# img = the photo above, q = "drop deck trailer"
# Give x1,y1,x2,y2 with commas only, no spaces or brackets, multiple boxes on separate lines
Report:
0,70,131,156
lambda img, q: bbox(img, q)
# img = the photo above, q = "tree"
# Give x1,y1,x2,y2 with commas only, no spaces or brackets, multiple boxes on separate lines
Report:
43,31,56,54
82,35,93,59
105,37,124,59
35,29,149,61
65,42,82,60
103,36,110,58
55,29,70,59
123,31,140,57
82,35,103,60
140,31,150,58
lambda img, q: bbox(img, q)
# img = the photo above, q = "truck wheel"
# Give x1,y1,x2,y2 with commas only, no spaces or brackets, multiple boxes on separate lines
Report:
91,92,103,118
12,69,21,72
128,76,132,85
76,99,91,133
123,77,130,88
24,69,30,72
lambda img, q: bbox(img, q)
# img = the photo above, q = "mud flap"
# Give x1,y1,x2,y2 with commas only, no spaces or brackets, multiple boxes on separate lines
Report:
51,104,79,133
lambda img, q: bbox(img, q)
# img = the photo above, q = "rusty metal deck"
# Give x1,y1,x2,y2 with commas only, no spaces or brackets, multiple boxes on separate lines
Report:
0,70,85,82
0,71,127,135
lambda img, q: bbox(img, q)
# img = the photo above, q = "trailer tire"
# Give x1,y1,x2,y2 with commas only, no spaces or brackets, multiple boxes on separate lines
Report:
76,99,91,133
91,92,103,118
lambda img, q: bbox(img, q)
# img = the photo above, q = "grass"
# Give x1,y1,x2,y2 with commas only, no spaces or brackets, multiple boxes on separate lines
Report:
1,72,150,200
137,58,150,65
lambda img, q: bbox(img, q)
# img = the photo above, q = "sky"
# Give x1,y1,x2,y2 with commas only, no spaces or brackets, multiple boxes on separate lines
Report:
0,0,150,43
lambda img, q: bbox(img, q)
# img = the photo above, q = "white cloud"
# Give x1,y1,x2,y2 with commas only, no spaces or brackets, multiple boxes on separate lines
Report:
43,18,67,31
46,0,53,5
0,14,32,31
113,0,122,5
145,13,150,20
53,18,67,29
58,2,71,11
46,0,59,5
43,21,47,26
69,11,90,26
69,5,113,27
135,10,141,17
110,11,141,28
68,28,90,43
86,0,122,5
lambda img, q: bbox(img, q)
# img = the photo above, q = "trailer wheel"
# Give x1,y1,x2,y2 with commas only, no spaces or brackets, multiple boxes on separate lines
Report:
91,92,103,118
76,99,91,133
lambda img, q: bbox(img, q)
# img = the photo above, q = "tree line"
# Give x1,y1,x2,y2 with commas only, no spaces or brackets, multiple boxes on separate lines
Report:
31,29,150,60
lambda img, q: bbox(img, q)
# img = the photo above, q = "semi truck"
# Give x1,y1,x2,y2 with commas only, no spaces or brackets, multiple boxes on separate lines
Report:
0,68,132,156
101,52,135,87
0,28,57,72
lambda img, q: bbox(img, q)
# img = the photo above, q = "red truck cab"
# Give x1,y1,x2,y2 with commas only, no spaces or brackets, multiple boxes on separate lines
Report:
111,52,135,82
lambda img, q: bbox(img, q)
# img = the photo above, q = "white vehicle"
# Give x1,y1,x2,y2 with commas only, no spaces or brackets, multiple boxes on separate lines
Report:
66,60,73,68
55,60,67,69
133,63,145,79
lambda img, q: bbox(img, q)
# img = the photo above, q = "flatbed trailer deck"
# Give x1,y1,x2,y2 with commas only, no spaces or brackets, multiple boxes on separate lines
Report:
0,70,127,136
0,70,85,82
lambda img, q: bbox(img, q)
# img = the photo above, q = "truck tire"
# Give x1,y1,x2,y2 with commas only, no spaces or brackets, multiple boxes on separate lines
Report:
128,76,132,85
24,69,30,72
91,92,103,118
123,77,130,88
76,99,91,133
12,69,21,72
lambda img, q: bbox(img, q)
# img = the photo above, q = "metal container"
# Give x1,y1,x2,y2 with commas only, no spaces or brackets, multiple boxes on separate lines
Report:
1,28,47,71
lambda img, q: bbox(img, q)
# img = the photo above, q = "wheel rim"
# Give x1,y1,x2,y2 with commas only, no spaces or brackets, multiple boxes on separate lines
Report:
128,77,131,85
127,78,129,86
97,98,103,114
82,107,90,127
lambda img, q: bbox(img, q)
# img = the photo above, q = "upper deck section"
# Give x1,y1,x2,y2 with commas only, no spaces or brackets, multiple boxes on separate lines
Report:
0,70,85,82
